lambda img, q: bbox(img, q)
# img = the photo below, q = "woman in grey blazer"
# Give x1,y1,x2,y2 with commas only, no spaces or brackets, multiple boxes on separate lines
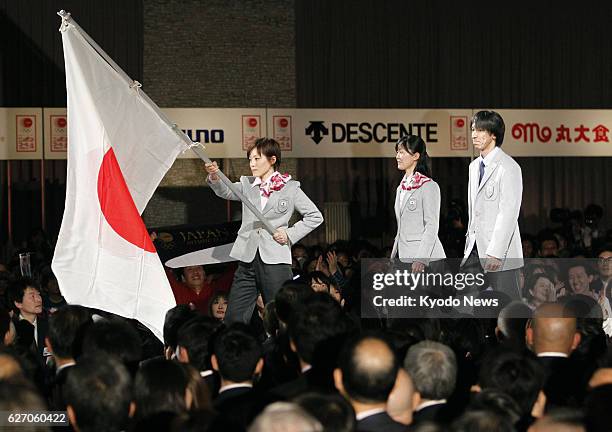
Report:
390,135,446,272
205,138,323,324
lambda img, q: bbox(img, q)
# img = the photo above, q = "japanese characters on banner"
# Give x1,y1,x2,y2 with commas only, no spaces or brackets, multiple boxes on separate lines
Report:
493,110,612,157
0,108,43,159
1,108,612,160
43,108,68,159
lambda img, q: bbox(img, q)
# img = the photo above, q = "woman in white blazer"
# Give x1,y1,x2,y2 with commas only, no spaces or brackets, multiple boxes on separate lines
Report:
390,135,446,272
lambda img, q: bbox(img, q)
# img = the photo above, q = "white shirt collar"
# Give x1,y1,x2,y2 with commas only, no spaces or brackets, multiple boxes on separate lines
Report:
56,361,76,375
252,171,280,187
200,369,214,378
416,399,447,411
479,146,500,166
537,352,569,358
219,383,253,394
355,407,386,421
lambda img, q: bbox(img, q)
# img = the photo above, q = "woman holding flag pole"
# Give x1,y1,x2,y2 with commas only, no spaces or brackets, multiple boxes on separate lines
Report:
205,138,323,324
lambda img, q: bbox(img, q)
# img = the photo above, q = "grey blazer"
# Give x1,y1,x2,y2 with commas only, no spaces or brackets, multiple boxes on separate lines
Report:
390,179,446,263
208,176,323,265
462,148,524,271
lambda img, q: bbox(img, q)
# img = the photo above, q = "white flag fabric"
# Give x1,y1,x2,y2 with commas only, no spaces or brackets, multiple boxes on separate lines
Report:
52,22,184,340
165,242,236,268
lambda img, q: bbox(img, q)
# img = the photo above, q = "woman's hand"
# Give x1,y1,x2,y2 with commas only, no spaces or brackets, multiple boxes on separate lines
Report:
204,161,220,181
273,228,289,245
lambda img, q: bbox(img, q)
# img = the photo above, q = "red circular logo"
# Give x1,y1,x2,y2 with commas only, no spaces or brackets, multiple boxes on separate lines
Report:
248,118,258,128
23,118,33,128
57,118,67,128
279,118,289,128
456,119,465,128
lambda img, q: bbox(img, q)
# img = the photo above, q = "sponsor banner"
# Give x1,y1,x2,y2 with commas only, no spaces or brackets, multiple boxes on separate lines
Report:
0,108,43,160
6,108,612,160
491,109,612,157
268,108,473,158
161,108,267,159
43,108,68,159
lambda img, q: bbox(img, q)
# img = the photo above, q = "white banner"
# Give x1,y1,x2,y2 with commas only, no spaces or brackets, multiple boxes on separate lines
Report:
0,108,43,160
4,108,612,159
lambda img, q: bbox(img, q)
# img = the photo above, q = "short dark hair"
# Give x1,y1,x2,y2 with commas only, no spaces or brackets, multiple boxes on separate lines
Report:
295,392,356,432
478,349,544,416
288,293,350,364
82,318,142,374
275,281,314,324
64,355,132,432
395,134,431,177
451,410,514,432
48,305,92,359
176,316,220,371
472,110,506,146
133,357,189,420
404,341,457,400
213,324,262,382
338,333,399,404
163,304,197,350
8,277,39,313
247,137,282,170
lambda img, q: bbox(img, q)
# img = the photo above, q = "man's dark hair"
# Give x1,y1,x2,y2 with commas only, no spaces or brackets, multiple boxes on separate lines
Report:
8,277,39,313
246,137,282,169
596,243,612,257
294,392,355,432
81,318,142,374
47,305,92,359
213,324,262,382
468,389,522,425
133,357,189,420
163,305,196,350
64,355,132,432
451,410,514,432
471,110,505,146
404,341,457,400
338,333,399,404
275,281,314,324
478,349,544,416
176,316,220,371
288,292,349,365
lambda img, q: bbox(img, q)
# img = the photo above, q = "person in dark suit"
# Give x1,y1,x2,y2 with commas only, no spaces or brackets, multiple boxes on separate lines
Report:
333,333,407,432
272,292,352,400
8,277,48,362
44,305,92,410
526,302,584,409
211,324,266,430
404,341,457,426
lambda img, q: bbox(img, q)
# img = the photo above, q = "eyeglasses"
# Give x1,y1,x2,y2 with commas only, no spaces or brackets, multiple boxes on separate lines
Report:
599,256,612,264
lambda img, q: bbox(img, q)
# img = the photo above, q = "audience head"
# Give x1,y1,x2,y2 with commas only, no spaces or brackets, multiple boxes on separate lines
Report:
496,301,532,347
451,410,514,432
275,281,314,327
335,333,399,405
163,305,196,357
249,402,322,432
64,355,132,432
211,324,263,383
524,273,557,307
82,317,142,374
176,316,220,372
404,340,457,402
46,305,92,361
596,245,612,280
181,265,206,291
209,292,228,321
527,303,580,355
294,392,355,432
567,261,594,296
529,408,586,432
9,277,42,320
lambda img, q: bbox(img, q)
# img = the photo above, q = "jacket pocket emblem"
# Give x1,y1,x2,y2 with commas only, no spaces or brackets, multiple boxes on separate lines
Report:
277,198,289,213
408,198,417,211
485,184,495,199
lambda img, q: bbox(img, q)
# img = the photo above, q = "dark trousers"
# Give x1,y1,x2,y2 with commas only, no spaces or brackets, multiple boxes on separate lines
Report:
225,251,293,324
462,246,522,301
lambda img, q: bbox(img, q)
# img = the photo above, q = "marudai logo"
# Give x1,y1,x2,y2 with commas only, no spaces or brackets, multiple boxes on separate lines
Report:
305,121,438,144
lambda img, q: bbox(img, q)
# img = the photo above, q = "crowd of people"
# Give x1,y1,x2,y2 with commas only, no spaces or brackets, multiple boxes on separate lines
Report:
0,217,611,431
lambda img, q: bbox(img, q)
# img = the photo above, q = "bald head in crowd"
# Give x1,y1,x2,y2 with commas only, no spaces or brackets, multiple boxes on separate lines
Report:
526,303,581,355
334,334,399,410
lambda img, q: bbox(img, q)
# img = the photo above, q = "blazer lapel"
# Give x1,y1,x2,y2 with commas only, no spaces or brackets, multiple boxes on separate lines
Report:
477,150,502,194
262,188,281,214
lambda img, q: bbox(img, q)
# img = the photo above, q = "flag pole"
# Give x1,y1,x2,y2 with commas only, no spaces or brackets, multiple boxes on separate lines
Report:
57,10,276,235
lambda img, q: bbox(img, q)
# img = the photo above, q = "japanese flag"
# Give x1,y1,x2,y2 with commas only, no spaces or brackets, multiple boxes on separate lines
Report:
52,21,184,340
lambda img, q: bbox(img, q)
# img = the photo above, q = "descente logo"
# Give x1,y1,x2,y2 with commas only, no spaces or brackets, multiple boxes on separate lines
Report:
305,121,438,144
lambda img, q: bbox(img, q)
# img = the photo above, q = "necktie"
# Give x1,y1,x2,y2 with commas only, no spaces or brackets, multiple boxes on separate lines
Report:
478,160,485,186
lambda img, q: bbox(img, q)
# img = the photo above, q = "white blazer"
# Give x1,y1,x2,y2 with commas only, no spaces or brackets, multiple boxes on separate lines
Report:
462,148,524,271
209,176,323,265
390,179,446,263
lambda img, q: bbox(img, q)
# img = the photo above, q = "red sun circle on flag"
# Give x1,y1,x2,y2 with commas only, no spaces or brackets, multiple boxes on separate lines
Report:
248,118,258,128
23,118,33,128
57,118,67,128
456,119,465,128
279,118,289,128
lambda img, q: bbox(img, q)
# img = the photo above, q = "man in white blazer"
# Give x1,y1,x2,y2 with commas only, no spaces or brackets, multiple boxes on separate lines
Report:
462,110,523,300
206,138,323,324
